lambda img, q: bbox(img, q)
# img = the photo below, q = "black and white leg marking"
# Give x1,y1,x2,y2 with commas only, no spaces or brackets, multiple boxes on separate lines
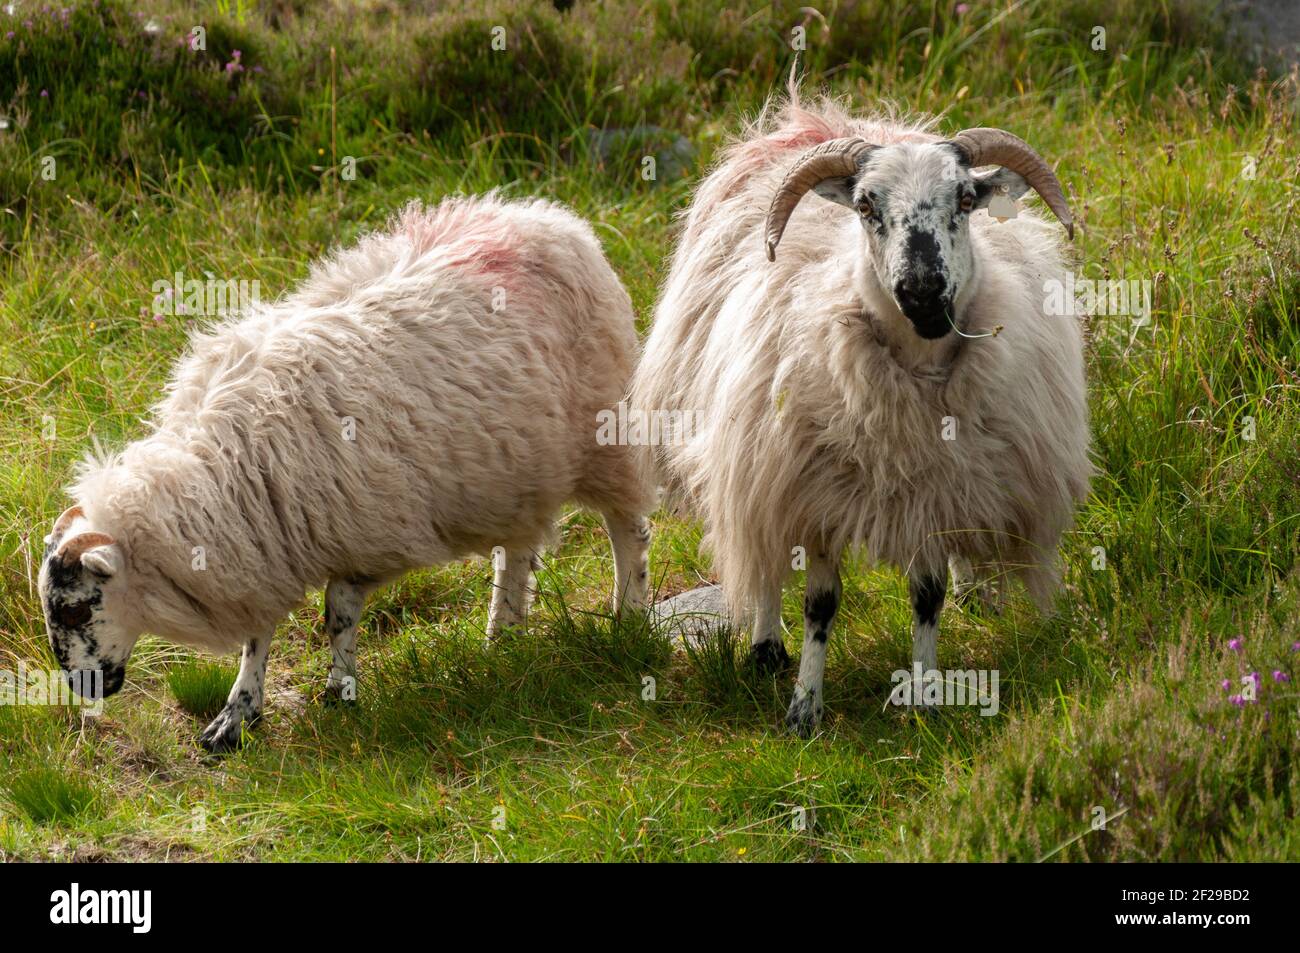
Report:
785,549,841,737
907,566,948,708
324,578,372,702
748,583,790,675
605,512,651,616
486,547,538,640
199,636,270,753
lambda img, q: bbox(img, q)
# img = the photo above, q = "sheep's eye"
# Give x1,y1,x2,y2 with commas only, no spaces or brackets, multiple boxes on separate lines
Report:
55,602,93,628
959,194,975,213
855,197,875,218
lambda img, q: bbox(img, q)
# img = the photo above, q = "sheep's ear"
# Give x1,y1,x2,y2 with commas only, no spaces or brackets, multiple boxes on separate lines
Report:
973,167,1030,206
57,532,122,578
810,174,859,208
808,148,877,209
81,545,123,579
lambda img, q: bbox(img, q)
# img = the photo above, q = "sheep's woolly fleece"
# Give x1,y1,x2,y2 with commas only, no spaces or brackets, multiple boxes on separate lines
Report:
631,90,1092,621
72,194,649,651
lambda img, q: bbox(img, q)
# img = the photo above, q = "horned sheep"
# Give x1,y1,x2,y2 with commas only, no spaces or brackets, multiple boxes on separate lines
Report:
631,90,1091,735
39,193,652,752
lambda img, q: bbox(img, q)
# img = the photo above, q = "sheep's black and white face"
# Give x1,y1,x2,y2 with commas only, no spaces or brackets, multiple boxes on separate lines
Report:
38,511,137,700
812,142,1029,339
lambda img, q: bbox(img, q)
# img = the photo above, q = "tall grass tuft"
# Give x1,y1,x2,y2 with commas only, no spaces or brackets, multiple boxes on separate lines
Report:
4,767,98,825
167,658,237,720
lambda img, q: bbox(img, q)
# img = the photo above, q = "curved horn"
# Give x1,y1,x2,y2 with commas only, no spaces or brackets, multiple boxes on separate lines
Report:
56,531,116,566
765,137,876,261
948,127,1074,239
52,505,85,539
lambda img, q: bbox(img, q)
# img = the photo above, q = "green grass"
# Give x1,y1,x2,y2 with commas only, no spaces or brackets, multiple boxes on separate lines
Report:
0,0,1297,860
166,658,237,720
4,767,99,825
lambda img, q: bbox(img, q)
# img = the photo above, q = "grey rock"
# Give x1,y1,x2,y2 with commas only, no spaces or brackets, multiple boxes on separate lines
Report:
652,583,730,647
587,125,695,182
1221,0,1300,70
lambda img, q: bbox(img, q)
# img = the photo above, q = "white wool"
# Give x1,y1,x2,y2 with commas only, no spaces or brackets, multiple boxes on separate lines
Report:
631,92,1092,622
71,193,649,651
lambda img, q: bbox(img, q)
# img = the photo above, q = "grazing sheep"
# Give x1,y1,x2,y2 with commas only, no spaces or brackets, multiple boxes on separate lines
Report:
39,194,652,752
631,89,1090,735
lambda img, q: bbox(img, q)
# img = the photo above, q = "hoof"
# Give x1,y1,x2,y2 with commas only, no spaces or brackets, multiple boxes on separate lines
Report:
784,687,822,738
323,676,357,705
887,675,941,714
901,696,939,716
747,640,791,676
484,622,523,646
198,703,260,753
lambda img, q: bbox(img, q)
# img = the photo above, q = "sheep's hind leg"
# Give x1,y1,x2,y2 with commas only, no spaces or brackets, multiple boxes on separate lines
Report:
199,636,271,753
785,549,842,737
324,578,373,703
747,584,790,675
604,510,651,616
486,547,539,640
949,554,976,604
948,554,1000,615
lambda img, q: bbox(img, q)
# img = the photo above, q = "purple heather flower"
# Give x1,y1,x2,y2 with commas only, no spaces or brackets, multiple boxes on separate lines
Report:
1221,679,1231,691
1273,670,1290,683
1228,638,1242,653
1229,694,1245,707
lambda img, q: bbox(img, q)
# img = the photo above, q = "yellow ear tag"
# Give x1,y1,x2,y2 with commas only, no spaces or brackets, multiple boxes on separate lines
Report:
987,186,1017,223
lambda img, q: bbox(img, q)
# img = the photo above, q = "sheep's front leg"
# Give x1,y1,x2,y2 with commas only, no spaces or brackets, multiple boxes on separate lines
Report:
604,511,651,616
325,578,372,702
906,566,948,708
785,549,841,737
747,583,790,675
486,547,538,640
199,636,270,753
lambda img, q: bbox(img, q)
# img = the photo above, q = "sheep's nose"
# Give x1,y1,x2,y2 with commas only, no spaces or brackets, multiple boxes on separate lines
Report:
894,280,947,316
64,664,124,699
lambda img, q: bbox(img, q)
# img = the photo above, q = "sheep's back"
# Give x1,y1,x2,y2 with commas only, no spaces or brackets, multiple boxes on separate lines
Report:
102,195,636,634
